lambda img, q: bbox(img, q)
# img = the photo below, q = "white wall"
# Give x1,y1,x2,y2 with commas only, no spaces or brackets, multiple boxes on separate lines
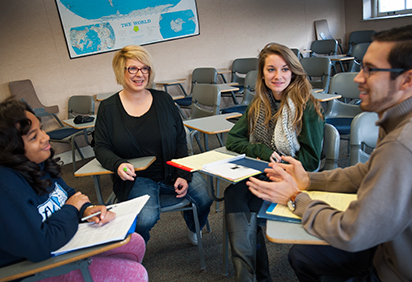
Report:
0,0,346,153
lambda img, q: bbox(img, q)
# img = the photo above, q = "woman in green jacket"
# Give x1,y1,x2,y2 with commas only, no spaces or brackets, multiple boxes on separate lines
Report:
224,43,324,282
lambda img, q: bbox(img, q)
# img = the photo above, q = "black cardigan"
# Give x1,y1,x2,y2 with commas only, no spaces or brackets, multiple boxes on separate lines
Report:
94,89,191,201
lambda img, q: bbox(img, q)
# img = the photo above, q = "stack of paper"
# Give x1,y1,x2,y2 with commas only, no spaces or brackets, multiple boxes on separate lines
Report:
167,150,242,172
263,191,357,223
202,155,261,182
52,195,149,256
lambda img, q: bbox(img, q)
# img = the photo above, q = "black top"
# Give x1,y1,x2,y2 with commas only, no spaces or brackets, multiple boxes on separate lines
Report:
121,100,164,182
94,89,191,201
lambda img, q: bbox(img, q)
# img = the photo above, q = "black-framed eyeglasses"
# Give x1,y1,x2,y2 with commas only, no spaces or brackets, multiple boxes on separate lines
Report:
125,66,150,74
355,58,405,78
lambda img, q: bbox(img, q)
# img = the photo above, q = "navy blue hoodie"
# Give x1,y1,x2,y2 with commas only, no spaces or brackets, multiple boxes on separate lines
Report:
0,163,90,267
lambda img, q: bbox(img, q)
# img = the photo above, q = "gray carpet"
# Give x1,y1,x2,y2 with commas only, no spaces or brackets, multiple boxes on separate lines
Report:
61,130,350,282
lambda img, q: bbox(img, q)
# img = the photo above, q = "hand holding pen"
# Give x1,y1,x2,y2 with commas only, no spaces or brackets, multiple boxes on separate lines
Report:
118,163,136,181
82,205,116,225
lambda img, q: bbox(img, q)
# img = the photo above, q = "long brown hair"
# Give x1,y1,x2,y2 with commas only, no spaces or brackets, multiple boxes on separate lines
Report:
248,43,323,134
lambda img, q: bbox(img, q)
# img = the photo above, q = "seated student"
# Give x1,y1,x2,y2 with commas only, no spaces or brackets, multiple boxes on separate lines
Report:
246,25,412,282
94,45,213,244
0,98,148,282
224,43,324,281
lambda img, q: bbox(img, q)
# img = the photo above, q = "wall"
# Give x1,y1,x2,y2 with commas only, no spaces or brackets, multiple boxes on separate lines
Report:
344,0,412,51
0,0,345,154
0,0,346,112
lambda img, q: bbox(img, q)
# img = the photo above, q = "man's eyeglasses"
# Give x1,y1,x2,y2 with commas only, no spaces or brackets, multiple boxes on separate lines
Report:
354,58,405,78
125,66,150,74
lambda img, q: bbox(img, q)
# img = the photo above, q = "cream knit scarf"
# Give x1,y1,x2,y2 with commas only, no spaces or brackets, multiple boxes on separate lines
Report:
251,94,300,157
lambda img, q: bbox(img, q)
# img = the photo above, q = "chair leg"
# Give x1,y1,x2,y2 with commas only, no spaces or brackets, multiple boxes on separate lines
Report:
222,210,229,276
191,203,206,270
71,139,85,172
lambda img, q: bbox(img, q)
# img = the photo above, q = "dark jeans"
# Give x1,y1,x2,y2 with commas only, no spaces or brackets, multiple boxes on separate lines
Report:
127,173,212,242
289,245,381,282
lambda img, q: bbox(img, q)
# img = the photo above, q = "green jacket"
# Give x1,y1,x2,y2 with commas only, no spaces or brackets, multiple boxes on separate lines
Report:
226,100,324,172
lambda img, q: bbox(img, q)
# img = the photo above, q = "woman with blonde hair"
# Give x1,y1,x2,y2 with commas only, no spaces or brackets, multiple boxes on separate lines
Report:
95,45,212,245
94,45,212,244
224,43,324,281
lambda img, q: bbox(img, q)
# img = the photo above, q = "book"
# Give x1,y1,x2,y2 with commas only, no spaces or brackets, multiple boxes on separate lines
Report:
167,150,270,182
166,150,245,172
51,195,150,256
258,191,357,223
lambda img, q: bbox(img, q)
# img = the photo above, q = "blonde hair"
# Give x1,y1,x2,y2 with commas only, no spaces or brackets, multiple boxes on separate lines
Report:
249,43,323,134
112,45,155,88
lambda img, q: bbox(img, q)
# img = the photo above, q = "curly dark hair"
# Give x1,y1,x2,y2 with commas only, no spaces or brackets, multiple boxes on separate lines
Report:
0,97,61,194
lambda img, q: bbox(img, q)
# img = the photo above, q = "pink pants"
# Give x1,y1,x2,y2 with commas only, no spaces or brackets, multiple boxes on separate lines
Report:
41,233,148,282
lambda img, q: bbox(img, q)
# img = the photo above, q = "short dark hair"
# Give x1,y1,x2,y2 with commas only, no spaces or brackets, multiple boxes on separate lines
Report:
0,97,61,194
373,25,412,79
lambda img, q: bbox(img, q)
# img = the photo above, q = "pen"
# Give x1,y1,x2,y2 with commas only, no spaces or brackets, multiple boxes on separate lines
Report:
81,206,114,222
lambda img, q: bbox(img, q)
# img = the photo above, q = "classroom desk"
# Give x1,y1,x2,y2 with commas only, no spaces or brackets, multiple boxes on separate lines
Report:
0,235,131,282
314,54,355,72
95,92,114,102
216,83,239,92
216,83,240,104
312,92,342,102
266,220,327,245
63,115,96,130
217,68,231,83
154,78,188,97
183,112,242,151
74,156,156,205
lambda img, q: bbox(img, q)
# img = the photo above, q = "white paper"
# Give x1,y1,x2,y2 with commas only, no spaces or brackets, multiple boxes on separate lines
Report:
202,155,261,182
52,195,149,256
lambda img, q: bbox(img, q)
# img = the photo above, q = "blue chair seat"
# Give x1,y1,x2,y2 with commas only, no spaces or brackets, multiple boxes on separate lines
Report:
47,127,82,140
325,117,353,135
221,105,248,114
175,97,192,107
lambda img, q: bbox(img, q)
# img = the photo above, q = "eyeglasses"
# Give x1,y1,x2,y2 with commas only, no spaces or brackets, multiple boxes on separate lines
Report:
355,59,405,78
125,66,150,74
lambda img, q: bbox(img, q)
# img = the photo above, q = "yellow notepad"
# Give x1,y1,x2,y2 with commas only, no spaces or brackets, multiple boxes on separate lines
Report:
266,191,357,221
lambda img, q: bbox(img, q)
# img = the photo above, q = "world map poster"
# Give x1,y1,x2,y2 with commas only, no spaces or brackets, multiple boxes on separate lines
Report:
55,0,199,58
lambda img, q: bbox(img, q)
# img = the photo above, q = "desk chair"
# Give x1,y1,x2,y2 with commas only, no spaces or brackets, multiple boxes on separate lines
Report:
310,39,342,73
189,84,223,151
290,48,303,59
230,57,258,98
350,112,379,165
174,67,218,119
314,19,343,54
48,95,95,172
347,30,375,56
68,95,95,118
324,72,363,153
348,43,370,72
9,79,59,116
75,157,210,270
319,123,341,171
221,70,257,115
300,56,332,93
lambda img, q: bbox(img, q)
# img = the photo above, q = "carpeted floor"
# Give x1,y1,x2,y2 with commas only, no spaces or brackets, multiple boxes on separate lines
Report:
61,129,351,282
